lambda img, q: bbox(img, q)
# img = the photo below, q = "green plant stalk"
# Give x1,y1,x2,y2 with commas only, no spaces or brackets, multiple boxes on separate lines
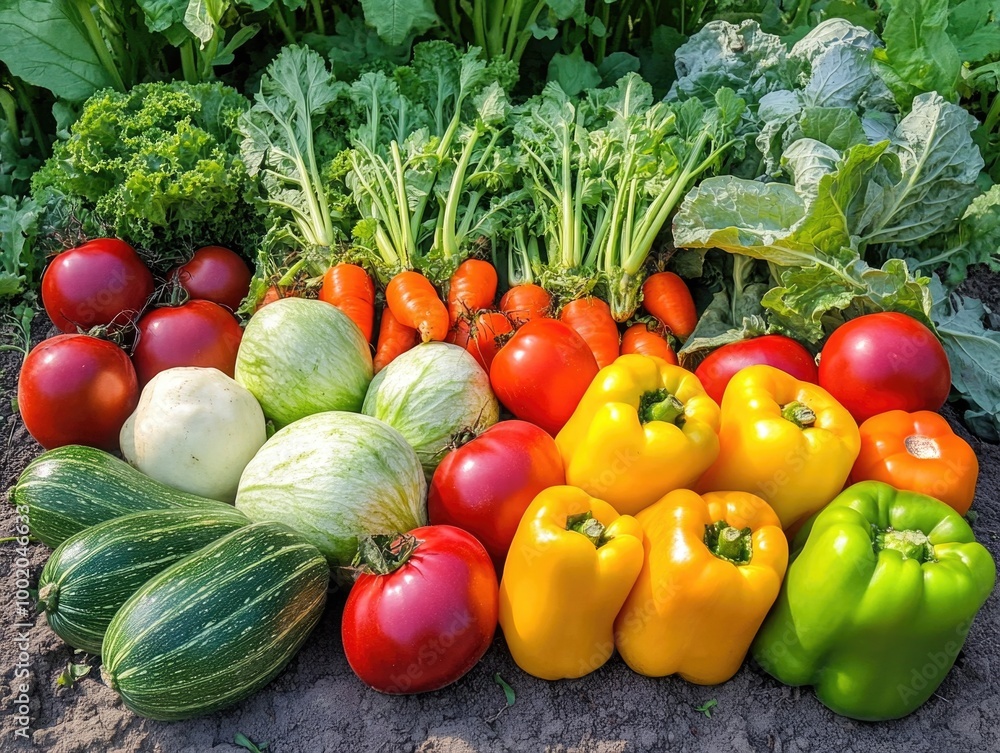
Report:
96,0,132,83
391,141,419,266
605,126,742,320
487,0,507,61
303,119,335,249
277,257,309,286
200,32,223,80
788,0,812,31
563,119,578,269
506,226,541,285
310,0,326,36
472,0,489,57
983,89,1000,135
261,116,333,248
349,137,430,272
444,0,463,41
511,1,547,63
627,129,715,272
73,0,126,92
439,127,485,263
594,0,610,65
0,89,18,140
502,0,524,59
180,40,199,84
10,79,48,155
270,5,297,46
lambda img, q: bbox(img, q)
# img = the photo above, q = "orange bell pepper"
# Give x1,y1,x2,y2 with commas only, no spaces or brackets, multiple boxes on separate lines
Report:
850,410,979,514
614,489,788,684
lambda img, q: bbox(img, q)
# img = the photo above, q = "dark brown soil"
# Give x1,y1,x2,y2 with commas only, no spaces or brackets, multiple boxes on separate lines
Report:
3,280,1000,753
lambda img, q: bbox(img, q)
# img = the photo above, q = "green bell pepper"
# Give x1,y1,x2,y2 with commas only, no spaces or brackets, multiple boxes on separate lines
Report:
752,481,995,721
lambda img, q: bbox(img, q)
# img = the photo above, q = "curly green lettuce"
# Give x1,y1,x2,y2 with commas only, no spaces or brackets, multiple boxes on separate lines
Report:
31,81,258,268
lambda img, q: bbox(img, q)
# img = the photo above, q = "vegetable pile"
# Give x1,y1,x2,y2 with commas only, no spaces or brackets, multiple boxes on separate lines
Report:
4,0,1000,732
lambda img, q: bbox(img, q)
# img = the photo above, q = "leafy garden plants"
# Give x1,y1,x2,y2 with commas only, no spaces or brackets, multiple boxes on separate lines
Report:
3,0,999,737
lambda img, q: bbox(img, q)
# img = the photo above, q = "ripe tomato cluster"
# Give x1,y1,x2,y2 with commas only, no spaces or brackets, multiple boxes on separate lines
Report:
19,241,251,450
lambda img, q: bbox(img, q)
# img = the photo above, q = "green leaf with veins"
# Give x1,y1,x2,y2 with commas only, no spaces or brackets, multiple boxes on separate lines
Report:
0,0,117,100
856,93,983,247
547,45,601,97
798,107,867,151
679,255,771,367
933,282,1000,440
878,0,962,105
361,0,440,47
905,184,1000,288
948,0,1000,64
240,46,346,251
763,257,933,342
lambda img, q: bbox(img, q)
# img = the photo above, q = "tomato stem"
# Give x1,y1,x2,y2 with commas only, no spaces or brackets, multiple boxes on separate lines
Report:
352,534,420,576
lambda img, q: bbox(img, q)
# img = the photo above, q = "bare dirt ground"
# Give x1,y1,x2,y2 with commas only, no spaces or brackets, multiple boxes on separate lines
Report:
2,273,999,753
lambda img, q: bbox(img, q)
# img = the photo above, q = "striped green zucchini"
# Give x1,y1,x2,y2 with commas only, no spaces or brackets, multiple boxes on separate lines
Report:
101,522,329,720
13,445,234,548
38,508,250,655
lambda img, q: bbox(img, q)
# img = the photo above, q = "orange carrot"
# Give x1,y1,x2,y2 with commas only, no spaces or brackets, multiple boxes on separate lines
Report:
319,263,376,342
465,310,514,373
560,297,620,369
621,322,678,364
641,272,697,339
374,307,420,373
386,271,449,342
499,284,552,326
447,259,497,325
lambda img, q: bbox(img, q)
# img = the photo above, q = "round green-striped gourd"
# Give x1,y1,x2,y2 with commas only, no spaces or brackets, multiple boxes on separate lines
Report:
101,522,329,720
235,411,427,566
14,446,234,548
38,507,250,655
362,342,499,475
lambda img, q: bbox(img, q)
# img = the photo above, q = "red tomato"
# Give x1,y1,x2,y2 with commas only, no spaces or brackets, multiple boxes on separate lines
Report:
18,335,138,450
132,300,243,387
169,246,251,312
819,313,951,423
464,311,514,373
490,319,599,436
41,238,154,333
341,526,498,694
428,421,565,571
695,335,818,405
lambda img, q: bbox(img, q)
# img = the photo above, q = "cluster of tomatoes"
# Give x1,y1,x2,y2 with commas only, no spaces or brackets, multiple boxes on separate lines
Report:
17,240,251,451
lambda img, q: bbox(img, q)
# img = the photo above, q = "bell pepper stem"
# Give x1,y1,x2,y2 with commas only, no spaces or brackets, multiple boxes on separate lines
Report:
639,389,686,426
781,401,816,429
704,520,753,565
874,528,935,563
567,511,611,548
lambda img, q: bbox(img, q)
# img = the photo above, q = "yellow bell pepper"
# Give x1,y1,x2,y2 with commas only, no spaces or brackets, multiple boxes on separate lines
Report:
499,486,644,680
555,354,721,516
614,489,788,684
696,364,860,529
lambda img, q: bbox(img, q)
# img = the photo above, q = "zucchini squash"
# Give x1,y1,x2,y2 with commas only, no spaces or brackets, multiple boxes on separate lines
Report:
38,508,250,654
101,522,329,720
13,445,233,548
